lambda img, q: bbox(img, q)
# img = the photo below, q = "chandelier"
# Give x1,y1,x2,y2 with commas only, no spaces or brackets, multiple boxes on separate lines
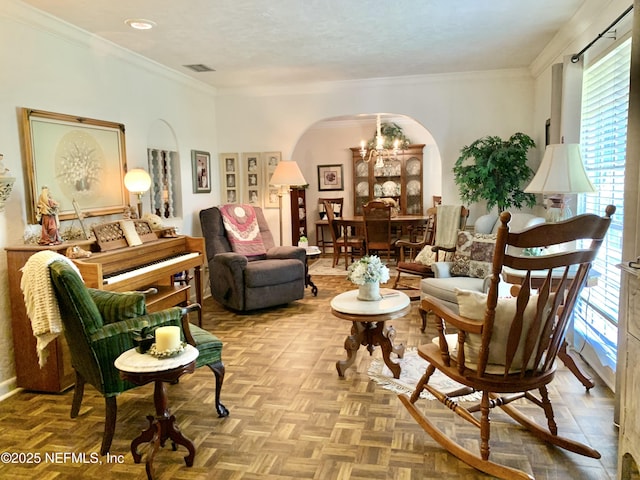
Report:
359,114,409,168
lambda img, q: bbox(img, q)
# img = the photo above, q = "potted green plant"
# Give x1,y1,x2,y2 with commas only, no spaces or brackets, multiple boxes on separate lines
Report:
453,132,537,212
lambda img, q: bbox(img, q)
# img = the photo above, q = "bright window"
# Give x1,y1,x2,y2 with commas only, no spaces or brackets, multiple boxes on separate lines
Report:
575,37,630,386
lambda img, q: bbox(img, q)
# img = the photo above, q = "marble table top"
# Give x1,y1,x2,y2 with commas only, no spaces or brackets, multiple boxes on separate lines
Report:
114,344,199,373
330,289,410,316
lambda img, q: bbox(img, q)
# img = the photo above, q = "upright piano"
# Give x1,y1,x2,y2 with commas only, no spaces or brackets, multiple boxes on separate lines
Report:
72,235,205,317
6,232,206,393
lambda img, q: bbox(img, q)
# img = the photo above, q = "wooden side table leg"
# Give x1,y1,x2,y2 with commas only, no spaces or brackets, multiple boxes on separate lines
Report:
336,322,365,377
145,421,161,480
419,306,428,333
165,414,196,467
558,341,595,391
131,415,159,464
376,322,403,379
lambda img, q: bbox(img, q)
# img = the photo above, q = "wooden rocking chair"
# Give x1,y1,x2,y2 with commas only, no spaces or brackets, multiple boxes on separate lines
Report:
400,206,615,480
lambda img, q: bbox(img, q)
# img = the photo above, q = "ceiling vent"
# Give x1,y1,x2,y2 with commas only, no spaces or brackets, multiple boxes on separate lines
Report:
183,64,215,73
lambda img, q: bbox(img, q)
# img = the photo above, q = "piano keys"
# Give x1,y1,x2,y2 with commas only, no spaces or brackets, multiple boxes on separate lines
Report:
72,235,205,324
103,252,200,285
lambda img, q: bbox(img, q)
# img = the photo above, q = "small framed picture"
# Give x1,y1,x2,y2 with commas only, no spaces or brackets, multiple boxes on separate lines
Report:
242,152,263,206
191,150,211,193
263,151,281,208
317,164,344,191
220,153,239,204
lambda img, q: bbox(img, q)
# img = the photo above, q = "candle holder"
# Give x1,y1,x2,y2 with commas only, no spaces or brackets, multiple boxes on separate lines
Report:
132,326,155,354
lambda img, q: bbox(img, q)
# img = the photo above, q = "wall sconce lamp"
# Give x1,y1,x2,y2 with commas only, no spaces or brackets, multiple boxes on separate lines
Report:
269,161,307,246
524,143,596,222
124,168,152,218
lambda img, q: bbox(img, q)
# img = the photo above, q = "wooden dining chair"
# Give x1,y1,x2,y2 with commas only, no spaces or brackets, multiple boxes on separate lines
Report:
400,206,615,480
318,197,343,219
362,200,395,263
324,201,364,269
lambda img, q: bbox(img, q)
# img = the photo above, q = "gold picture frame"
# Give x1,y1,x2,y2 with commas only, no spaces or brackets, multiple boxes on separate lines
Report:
21,108,127,224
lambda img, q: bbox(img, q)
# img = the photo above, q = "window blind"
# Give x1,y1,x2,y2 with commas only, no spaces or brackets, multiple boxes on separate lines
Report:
576,38,630,379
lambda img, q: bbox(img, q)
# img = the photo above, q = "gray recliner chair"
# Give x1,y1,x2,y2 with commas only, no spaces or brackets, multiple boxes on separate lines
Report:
199,205,306,312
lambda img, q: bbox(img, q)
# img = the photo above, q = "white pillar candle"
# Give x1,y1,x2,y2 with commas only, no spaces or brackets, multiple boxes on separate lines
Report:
155,326,181,352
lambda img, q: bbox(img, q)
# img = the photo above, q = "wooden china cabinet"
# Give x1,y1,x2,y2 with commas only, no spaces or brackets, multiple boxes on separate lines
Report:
350,144,424,216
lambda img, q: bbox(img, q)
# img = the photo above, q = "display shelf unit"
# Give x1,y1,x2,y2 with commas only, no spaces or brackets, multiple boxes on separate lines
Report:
350,144,424,216
290,187,307,246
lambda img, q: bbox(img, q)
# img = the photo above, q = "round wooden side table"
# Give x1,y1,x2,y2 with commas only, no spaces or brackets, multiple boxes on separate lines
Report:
115,344,199,480
331,289,410,379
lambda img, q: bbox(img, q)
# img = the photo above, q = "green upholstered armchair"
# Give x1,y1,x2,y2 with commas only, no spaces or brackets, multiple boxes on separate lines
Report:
48,260,228,456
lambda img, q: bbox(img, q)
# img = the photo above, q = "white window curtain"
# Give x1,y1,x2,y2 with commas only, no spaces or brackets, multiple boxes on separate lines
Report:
575,37,631,390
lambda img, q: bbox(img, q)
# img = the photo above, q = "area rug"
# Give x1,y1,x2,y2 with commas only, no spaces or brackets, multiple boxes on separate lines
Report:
367,348,481,401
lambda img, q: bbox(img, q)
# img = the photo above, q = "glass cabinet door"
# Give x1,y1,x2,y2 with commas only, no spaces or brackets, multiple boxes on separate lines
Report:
353,157,370,215
405,156,422,214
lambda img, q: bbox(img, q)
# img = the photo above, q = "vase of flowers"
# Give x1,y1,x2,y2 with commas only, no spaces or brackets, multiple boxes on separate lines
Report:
347,255,390,301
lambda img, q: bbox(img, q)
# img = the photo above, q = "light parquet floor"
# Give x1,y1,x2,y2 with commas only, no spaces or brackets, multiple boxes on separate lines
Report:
0,273,617,479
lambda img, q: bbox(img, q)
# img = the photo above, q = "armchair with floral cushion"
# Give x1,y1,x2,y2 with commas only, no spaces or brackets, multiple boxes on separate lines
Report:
417,211,545,331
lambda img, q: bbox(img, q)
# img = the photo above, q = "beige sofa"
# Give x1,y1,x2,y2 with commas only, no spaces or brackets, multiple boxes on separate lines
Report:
419,212,545,313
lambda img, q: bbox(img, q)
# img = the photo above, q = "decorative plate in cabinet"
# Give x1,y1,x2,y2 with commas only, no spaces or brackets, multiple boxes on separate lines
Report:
406,158,420,175
407,180,420,196
356,181,369,196
382,181,398,196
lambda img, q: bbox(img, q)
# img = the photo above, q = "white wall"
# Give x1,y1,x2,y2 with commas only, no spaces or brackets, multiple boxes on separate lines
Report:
0,1,219,394
215,69,536,237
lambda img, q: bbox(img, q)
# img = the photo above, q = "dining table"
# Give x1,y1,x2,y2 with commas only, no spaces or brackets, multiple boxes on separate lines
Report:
334,214,430,240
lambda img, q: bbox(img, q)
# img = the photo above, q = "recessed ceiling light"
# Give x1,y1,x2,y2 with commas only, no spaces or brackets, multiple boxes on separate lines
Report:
124,18,156,30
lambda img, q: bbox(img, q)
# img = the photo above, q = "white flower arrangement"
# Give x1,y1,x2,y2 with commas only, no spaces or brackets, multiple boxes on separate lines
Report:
346,255,390,285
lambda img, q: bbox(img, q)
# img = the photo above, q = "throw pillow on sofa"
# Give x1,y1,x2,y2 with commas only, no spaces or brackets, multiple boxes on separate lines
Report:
450,231,497,278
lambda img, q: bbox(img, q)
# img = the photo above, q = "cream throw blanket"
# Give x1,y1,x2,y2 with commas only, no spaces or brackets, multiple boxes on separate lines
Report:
435,205,462,249
20,250,82,367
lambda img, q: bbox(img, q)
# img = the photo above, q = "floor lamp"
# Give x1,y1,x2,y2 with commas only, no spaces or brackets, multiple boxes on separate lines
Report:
524,144,596,222
124,168,152,218
269,161,307,246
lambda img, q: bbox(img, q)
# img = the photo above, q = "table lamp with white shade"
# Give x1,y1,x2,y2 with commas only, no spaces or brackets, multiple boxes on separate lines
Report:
124,168,152,218
524,144,596,222
269,161,307,246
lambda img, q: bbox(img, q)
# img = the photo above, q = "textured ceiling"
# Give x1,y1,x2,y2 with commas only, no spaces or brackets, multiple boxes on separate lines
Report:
20,0,587,89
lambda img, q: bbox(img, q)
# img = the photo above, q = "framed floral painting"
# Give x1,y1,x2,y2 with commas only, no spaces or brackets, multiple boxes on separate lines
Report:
21,108,127,224
317,164,344,191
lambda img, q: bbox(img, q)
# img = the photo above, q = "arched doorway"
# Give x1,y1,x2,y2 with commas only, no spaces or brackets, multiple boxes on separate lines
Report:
290,113,441,246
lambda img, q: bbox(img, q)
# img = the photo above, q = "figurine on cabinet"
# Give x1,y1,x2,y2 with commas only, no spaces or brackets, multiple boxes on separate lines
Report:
36,186,62,245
